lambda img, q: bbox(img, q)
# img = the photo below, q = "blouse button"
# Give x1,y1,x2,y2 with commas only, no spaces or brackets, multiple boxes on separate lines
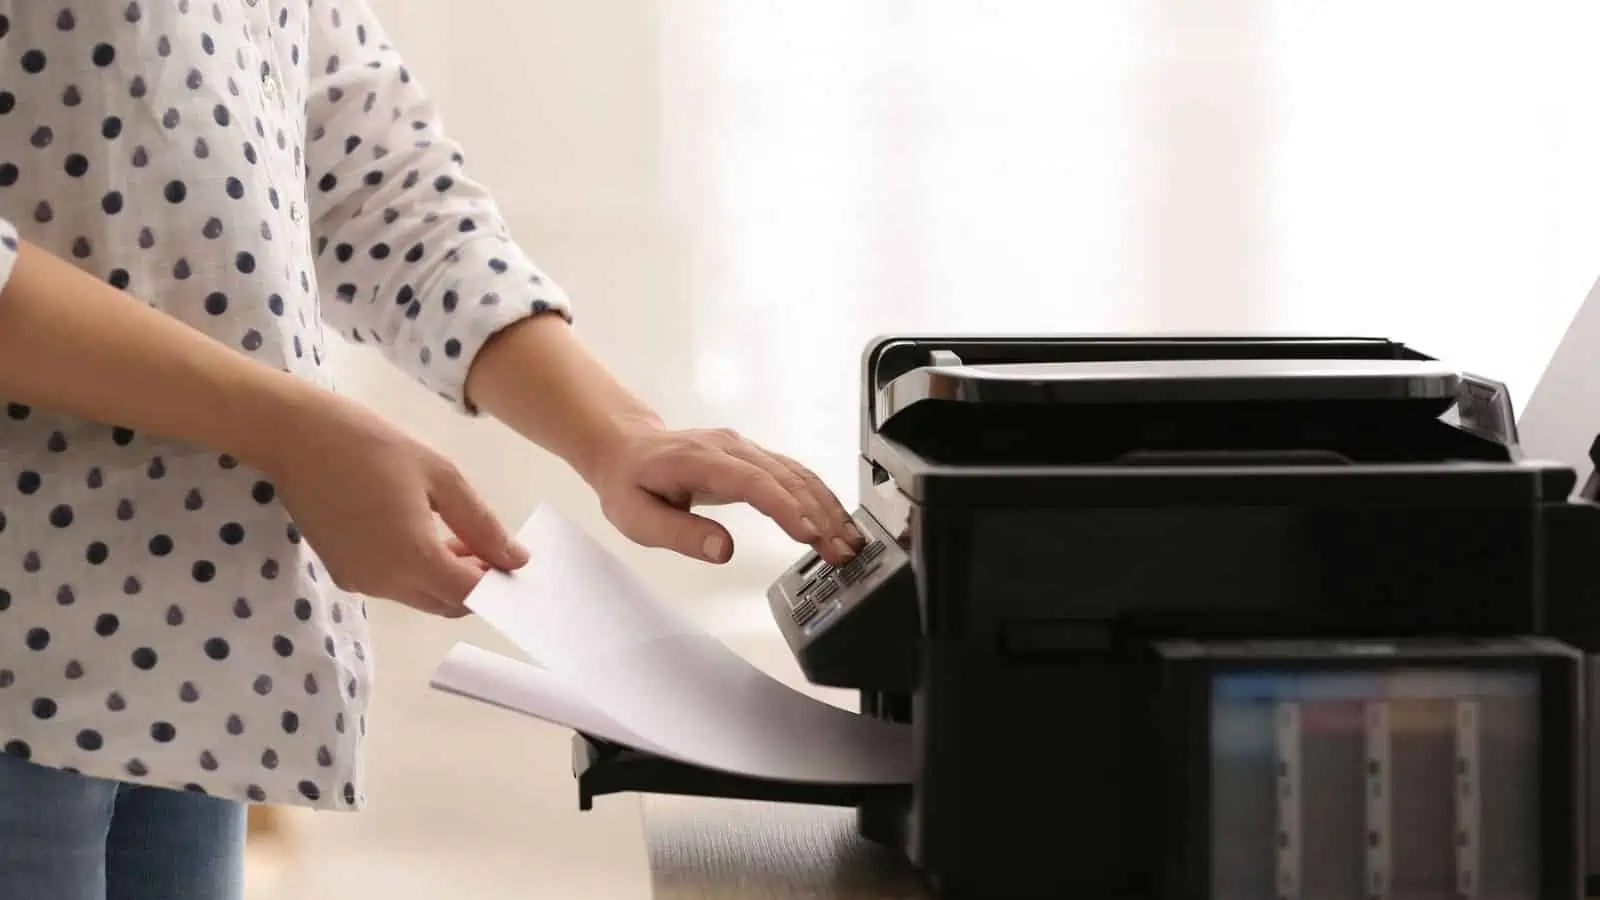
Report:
289,202,304,223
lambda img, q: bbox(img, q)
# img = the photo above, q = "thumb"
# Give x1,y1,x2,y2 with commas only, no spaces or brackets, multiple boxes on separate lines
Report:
428,466,529,571
613,493,734,563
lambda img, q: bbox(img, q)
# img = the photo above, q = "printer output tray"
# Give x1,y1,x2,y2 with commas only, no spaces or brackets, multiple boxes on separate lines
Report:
571,733,909,811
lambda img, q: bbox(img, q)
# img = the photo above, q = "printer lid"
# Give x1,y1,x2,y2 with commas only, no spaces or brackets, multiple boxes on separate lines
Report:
874,355,1461,431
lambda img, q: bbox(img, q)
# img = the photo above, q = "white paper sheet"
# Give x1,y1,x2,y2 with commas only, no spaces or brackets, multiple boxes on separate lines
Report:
430,506,914,786
431,643,667,757
463,507,704,671
1518,272,1600,490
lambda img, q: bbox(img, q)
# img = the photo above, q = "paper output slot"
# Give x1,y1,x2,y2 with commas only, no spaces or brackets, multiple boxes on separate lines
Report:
573,733,909,811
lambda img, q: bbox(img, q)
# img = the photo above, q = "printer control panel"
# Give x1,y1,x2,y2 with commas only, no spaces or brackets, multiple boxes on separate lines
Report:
788,539,889,630
766,508,920,691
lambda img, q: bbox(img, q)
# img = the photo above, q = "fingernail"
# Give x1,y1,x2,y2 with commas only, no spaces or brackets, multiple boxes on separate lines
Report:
702,534,730,563
844,523,865,545
800,517,822,541
830,537,855,560
505,542,531,568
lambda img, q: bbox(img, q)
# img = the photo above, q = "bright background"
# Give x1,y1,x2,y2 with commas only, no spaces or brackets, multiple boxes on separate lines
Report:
265,2,1600,898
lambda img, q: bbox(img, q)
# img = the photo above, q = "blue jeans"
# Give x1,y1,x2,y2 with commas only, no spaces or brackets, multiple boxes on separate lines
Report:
0,754,245,900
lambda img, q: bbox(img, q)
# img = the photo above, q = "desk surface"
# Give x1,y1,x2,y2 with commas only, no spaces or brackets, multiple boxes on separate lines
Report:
641,796,927,900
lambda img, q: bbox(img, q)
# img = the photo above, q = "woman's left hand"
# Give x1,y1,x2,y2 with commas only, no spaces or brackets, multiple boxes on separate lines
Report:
581,421,867,566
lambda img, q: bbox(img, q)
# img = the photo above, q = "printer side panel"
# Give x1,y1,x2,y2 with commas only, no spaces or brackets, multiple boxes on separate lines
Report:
1539,499,1600,896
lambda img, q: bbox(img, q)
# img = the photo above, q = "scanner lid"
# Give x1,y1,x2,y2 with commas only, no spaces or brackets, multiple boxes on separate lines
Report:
874,355,1461,431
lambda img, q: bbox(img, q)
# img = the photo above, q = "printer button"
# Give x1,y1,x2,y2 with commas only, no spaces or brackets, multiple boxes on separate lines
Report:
836,553,884,587
811,579,839,605
791,595,819,626
799,563,834,592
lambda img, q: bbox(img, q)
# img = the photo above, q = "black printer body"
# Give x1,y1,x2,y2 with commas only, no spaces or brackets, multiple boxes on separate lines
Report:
575,335,1600,900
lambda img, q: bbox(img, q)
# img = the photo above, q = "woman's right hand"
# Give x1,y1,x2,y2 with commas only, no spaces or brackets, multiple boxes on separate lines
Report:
256,392,527,618
0,237,522,616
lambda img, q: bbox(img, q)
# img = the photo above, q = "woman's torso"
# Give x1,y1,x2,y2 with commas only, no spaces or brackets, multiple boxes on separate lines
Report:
0,0,372,810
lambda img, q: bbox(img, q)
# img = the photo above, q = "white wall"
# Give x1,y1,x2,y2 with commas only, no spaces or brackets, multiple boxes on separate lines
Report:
345,0,1600,598
1261,3,1600,403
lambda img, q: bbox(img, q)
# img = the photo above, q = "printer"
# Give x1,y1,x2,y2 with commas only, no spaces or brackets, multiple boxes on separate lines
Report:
571,334,1600,900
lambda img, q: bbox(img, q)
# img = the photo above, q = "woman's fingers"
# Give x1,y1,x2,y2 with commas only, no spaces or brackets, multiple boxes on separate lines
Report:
717,442,857,563
416,546,491,612
766,450,864,551
607,490,738,563
648,445,817,545
428,462,528,572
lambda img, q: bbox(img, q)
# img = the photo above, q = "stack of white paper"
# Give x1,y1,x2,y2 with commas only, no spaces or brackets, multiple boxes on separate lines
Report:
429,506,914,786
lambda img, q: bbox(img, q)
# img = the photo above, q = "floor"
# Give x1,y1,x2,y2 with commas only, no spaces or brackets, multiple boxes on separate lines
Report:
251,579,783,900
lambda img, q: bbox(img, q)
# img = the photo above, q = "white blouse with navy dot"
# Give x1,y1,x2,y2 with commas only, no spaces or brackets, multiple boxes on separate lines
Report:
0,0,570,810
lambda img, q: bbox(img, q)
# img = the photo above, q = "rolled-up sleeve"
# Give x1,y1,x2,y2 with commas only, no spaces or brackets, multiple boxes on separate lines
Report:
0,218,17,299
304,0,571,412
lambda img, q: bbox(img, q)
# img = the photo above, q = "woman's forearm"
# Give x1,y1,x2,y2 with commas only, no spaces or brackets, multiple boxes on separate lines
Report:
0,239,323,471
463,313,660,482
463,309,862,565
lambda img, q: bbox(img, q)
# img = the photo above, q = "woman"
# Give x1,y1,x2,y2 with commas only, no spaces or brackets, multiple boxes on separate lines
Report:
0,2,864,898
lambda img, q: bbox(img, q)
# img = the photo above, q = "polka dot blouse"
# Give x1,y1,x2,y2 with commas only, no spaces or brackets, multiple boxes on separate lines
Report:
0,0,570,810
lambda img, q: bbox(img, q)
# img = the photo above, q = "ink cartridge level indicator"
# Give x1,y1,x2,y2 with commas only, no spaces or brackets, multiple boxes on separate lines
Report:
1208,666,1539,900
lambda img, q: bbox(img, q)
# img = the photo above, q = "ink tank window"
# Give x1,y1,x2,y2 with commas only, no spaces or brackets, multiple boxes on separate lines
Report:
1209,666,1541,900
